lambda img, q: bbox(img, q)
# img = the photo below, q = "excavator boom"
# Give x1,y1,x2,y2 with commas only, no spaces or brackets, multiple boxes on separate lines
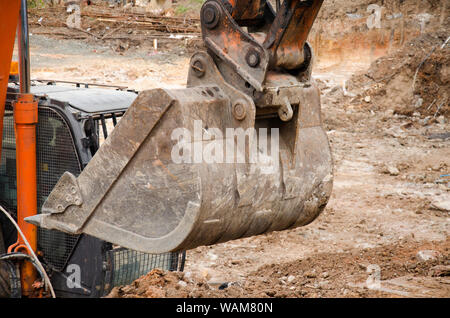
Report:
27,0,333,254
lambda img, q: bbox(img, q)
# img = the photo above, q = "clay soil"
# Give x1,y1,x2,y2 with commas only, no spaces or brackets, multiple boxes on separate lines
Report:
24,0,450,298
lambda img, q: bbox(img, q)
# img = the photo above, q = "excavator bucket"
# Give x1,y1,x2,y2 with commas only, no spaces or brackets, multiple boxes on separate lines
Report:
26,0,333,254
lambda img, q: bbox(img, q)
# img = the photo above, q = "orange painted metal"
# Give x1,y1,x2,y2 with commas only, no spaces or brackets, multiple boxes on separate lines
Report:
253,0,324,70
223,0,324,70
0,0,21,158
229,0,265,21
1,0,39,296
10,61,19,76
271,0,324,70
12,93,39,296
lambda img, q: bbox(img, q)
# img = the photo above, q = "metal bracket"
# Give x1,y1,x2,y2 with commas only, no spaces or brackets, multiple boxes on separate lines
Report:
41,172,83,214
201,0,269,92
187,51,256,129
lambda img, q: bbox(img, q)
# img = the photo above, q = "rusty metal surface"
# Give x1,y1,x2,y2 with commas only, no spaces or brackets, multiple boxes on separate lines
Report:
201,1,269,92
27,77,333,254
263,0,323,70
201,0,321,105
228,0,268,22
187,52,255,126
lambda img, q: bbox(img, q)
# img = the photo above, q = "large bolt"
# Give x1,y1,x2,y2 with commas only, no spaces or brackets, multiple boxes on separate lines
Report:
191,58,205,78
203,7,216,25
246,49,260,68
278,97,294,122
232,100,247,121
202,3,221,29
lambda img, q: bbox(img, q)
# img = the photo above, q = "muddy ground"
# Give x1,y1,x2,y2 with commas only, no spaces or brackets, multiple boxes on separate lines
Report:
23,1,450,298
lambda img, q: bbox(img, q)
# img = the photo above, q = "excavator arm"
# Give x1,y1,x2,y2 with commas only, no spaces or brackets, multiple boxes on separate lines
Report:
27,0,333,254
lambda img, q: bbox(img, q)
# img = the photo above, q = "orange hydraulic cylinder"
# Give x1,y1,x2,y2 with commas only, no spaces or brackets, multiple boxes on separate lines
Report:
13,93,38,296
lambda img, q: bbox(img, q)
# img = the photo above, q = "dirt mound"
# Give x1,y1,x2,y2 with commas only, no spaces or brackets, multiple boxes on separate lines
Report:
106,239,450,298
249,239,450,298
105,267,253,298
347,32,449,117
106,269,193,298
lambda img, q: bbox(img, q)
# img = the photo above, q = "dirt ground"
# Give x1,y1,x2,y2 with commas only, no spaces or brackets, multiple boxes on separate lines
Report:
23,1,450,298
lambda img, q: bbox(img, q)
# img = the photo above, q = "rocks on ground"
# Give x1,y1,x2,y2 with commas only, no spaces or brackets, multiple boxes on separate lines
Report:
106,239,450,298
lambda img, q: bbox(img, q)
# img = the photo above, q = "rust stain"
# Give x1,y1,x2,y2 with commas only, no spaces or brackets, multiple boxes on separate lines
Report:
152,159,186,190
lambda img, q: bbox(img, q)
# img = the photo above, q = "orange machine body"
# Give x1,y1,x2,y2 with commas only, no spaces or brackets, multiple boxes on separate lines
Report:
0,0,21,158
1,0,39,296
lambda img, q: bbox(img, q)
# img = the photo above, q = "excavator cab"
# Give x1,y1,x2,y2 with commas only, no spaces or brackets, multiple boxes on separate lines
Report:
0,83,185,297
